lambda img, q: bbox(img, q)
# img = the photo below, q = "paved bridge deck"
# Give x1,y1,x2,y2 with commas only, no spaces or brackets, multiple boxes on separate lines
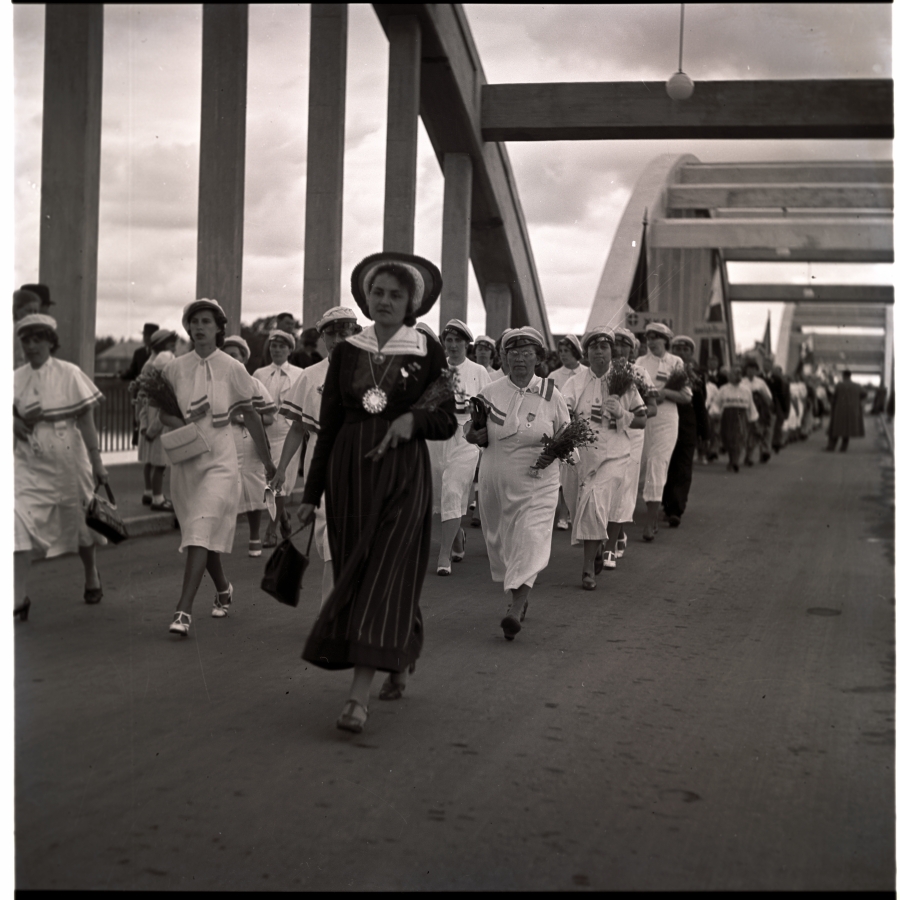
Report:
13,418,895,890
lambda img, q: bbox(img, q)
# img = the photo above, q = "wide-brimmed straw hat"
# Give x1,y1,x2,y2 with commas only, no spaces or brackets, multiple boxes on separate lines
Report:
16,313,58,338
351,252,442,320
182,298,227,333
441,318,474,343
222,335,251,361
583,326,615,351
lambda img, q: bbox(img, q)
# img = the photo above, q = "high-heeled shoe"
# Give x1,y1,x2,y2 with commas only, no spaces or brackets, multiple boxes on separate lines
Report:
451,530,467,563
336,699,367,733
84,576,103,605
212,583,233,618
500,612,522,640
14,597,31,622
169,611,192,636
615,533,627,559
436,564,451,576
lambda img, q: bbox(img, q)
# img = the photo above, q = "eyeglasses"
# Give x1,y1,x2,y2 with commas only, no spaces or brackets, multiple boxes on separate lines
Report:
505,346,538,358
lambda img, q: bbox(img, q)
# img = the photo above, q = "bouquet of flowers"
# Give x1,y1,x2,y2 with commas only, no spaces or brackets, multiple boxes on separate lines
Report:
136,367,185,423
412,367,461,412
531,411,596,472
664,366,689,391
606,357,636,398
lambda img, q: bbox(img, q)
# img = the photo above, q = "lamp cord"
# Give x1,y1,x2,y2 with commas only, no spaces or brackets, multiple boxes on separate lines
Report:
678,3,685,73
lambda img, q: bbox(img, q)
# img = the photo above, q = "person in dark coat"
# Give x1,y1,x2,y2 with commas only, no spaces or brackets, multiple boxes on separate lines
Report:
119,322,159,450
662,336,708,526
826,371,867,451
765,362,792,453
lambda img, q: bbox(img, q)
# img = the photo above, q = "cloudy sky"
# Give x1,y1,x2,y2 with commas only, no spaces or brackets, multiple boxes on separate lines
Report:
12,4,893,351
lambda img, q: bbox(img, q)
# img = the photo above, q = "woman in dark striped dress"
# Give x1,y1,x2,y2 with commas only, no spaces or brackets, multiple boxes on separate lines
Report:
282,252,457,734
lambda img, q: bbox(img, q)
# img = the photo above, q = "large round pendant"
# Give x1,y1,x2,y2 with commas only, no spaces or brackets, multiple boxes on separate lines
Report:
362,386,388,414
372,351,386,365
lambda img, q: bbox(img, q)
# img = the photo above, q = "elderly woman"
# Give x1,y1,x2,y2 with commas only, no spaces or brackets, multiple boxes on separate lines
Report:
253,329,304,546
14,314,109,620
282,253,457,734
160,300,276,635
427,319,493,575
273,306,361,604
709,365,759,472
467,327,571,640
137,328,179,513
221,335,276,557
561,327,647,589
636,322,691,541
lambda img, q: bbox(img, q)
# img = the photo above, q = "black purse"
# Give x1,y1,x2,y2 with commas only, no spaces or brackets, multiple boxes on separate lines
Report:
85,482,129,544
261,524,315,607
469,396,488,430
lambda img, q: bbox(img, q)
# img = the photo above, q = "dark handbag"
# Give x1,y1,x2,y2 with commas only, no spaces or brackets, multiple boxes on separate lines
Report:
469,396,488,430
261,524,314,607
85,482,129,544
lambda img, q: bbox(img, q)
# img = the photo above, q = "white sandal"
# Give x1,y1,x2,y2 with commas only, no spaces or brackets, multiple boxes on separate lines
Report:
169,611,192,636
212,583,233,618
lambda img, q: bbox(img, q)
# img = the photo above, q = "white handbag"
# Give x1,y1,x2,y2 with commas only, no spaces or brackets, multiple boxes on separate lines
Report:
160,422,210,465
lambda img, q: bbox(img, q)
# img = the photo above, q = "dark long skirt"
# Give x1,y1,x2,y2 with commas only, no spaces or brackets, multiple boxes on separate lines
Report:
302,418,431,673
662,437,697,518
720,408,749,466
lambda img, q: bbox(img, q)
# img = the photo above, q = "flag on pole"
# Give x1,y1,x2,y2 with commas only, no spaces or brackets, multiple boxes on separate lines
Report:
762,310,772,355
627,210,649,313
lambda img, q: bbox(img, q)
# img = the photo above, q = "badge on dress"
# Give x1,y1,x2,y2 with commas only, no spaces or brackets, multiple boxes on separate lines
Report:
362,386,389,414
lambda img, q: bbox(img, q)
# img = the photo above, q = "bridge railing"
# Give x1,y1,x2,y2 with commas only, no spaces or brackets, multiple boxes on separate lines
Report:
94,375,137,453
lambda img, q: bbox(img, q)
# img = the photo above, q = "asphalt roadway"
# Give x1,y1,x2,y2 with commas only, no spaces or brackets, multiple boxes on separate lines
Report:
14,420,895,891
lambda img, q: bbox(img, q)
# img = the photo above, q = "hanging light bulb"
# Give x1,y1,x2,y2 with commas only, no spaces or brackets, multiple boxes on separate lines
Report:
666,4,694,100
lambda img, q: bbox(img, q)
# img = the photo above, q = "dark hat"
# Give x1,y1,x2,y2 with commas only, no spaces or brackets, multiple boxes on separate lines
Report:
13,288,41,312
20,283,52,308
351,252,442,320
143,322,160,335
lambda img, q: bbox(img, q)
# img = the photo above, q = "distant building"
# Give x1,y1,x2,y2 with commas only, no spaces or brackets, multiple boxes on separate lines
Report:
94,339,143,375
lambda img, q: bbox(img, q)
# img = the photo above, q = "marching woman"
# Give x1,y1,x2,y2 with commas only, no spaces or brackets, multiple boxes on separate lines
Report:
161,300,276,635
14,314,110,620
277,253,457,734
428,319,493,575
137,328,179,512
467,328,571,640
636,322,691,541
709,365,759,472
253,329,304,547
592,327,657,565
552,333,586,531
561,327,647,589
221,335,276,557
273,306,362,605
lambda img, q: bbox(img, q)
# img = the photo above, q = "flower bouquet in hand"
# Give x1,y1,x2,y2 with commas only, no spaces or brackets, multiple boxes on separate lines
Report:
606,357,636,398
412,367,461,412
530,411,596,476
136,368,185,423
663,366,689,392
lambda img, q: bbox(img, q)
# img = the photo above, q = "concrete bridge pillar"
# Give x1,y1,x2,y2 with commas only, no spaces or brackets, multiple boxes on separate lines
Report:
485,283,512,338
303,4,347,331
383,15,421,254
440,153,472,328
39,4,104,378
196,4,248,335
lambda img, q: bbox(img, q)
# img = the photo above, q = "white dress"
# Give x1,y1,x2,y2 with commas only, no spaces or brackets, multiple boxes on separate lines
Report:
551,363,586,389
253,361,304,496
561,368,646,542
427,357,493,521
281,357,332,563
231,377,276,515
636,351,690,503
164,350,267,554
477,374,570,592
14,357,106,557
621,363,655,522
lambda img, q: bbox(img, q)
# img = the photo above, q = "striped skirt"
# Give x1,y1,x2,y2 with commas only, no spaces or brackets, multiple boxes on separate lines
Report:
302,417,431,673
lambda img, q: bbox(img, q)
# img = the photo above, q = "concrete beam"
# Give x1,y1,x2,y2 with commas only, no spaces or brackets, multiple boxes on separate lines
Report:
303,4,347,331
480,80,893,142
668,183,892,210
440,153,473,327
372,4,553,343
484,283,512,338
196,4,248,334
680,161,893,185
651,217,893,252
723,248,894,264
728,285,894,305
383,15,421,253
713,208,892,220
39,4,103,378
